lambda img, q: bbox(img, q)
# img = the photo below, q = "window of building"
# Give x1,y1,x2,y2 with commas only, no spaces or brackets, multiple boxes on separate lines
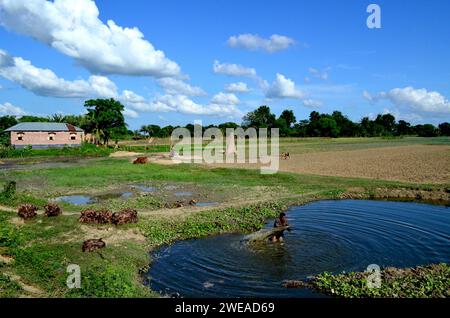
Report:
49,133,55,141
70,133,77,141
17,133,23,141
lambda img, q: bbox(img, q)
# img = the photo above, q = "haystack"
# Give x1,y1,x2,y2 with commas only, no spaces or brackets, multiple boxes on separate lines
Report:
82,238,106,252
17,204,38,219
111,208,138,225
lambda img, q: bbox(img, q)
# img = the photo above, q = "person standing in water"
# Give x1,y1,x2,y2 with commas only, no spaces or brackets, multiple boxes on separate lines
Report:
271,212,290,242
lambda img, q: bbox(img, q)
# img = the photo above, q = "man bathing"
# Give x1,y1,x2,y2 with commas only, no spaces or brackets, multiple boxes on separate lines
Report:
271,212,291,242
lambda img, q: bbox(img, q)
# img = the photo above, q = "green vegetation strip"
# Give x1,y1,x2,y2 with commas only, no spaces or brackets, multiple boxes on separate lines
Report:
312,263,449,298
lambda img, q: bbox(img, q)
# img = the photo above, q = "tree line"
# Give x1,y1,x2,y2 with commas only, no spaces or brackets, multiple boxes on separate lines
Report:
241,106,450,138
1,100,449,147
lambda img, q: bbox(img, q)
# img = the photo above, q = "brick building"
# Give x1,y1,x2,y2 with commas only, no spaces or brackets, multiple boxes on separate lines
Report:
5,122,84,149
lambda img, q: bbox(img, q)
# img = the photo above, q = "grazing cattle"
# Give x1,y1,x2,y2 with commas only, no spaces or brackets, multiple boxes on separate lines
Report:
82,239,106,252
18,204,38,219
133,157,148,164
281,152,290,160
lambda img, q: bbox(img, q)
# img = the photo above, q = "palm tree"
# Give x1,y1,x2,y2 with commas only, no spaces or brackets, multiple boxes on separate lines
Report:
140,125,150,137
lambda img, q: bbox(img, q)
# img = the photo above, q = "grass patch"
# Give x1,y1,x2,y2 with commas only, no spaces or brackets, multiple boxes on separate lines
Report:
0,143,112,159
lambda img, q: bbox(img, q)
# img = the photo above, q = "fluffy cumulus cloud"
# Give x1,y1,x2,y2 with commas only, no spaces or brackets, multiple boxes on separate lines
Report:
211,92,240,105
213,60,257,78
0,50,118,98
265,73,305,99
227,34,295,53
157,78,206,96
224,82,250,93
121,91,243,118
364,87,450,113
0,0,180,77
0,102,27,116
122,108,139,119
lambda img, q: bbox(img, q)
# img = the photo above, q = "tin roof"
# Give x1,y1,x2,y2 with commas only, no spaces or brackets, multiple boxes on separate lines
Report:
4,122,84,132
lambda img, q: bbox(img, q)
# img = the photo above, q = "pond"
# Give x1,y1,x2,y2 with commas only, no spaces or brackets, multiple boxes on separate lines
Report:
147,200,450,298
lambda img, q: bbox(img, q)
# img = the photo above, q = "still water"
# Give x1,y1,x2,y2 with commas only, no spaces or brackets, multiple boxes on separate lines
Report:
148,200,450,298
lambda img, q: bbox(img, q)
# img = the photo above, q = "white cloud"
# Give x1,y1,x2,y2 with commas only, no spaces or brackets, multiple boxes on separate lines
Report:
0,50,118,98
0,102,27,116
364,87,450,113
122,108,139,119
227,34,295,53
381,108,423,123
308,67,329,81
211,92,240,105
302,99,323,108
224,82,250,93
0,0,180,77
157,77,206,96
121,91,242,118
266,73,305,99
213,60,257,77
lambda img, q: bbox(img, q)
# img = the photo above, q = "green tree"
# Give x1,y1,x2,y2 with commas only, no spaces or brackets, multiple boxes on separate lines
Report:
317,117,339,138
0,115,18,131
18,115,48,122
242,106,276,129
438,122,450,136
396,120,412,136
375,114,396,135
274,118,290,137
159,125,175,138
331,111,356,137
279,110,296,128
0,115,18,146
84,98,127,145
415,124,438,137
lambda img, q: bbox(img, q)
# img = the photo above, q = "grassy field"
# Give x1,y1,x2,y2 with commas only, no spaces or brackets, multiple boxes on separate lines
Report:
0,137,449,298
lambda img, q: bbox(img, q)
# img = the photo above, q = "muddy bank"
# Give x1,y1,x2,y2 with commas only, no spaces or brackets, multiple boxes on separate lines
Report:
339,187,450,203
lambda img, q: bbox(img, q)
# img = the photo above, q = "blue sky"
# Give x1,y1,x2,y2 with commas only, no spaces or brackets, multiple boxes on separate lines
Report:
0,0,449,129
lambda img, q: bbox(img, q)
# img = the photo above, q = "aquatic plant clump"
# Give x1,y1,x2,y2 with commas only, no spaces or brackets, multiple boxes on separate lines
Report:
17,204,38,219
312,263,450,298
44,202,62,217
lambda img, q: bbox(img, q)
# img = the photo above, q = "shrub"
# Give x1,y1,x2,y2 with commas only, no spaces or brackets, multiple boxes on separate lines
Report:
0,181,16,200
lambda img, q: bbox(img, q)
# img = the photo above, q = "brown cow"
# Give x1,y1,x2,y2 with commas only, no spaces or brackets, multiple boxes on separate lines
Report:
133,157,148,164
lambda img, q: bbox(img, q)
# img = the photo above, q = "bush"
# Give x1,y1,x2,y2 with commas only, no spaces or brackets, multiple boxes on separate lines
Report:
0,181,16,200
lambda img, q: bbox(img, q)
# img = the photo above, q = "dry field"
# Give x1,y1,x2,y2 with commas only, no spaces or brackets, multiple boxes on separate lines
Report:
277,145,450,184
210,144,450,184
